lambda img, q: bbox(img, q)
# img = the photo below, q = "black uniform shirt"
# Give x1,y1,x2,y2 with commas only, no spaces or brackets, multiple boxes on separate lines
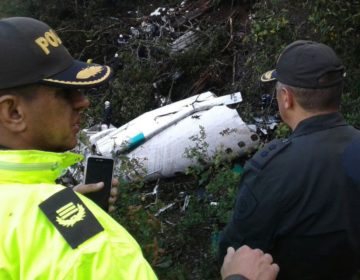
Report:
219,113,360,280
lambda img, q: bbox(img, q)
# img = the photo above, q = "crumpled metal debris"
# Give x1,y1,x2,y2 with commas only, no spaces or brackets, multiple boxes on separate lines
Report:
143,179,160,205
114,0,211,52
155,202,176,217
181,195,190,212
170,29,201,53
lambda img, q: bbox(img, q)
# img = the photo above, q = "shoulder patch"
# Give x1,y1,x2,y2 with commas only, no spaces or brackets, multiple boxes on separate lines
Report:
39,188,104,249
250,138,291,170
234,185,257,221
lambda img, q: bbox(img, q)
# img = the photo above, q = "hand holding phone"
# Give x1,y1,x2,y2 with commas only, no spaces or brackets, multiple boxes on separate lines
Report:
83,155,114,211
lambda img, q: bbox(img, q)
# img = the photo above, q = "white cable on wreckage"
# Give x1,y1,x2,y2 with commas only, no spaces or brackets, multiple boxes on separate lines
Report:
114,92,243,154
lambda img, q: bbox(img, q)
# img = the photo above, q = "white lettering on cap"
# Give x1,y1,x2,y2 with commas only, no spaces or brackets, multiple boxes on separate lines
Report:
34,29,62,55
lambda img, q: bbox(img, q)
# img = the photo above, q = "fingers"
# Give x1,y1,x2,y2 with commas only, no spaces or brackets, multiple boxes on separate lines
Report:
73,182,104,194
224,247,235,263
257,252,279,280
236,245,263,258
271,263,280,274
221,247,235,278
107,195,117,212
111,178,119,187
74,178,119,213
253,248,264,256
108,205,117,213
108,178,119,213
258,263,280,280
110,185,118,197
263,253,273,264
238,244,250,252
108,193,117,203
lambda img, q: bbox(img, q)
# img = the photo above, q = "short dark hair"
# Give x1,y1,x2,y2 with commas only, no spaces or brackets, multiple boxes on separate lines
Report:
0,84,40,101
281,71,343,112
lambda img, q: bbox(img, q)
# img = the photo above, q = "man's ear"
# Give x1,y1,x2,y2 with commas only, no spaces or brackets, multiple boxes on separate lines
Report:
282,87,294,110
0,95,27,132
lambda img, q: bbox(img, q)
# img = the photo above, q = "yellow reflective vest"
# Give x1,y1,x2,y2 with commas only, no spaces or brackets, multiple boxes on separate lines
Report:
0,150,157,280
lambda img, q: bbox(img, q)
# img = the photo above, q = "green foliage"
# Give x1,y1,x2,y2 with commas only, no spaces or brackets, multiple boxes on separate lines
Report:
309,0,360,126
184,126,209,168
182,126,241,268
109,54,160,125
0,0,32,17
112,180,163,265
110,126,241,279
237,1,304,104
210,0,253,8
342,93,360,128
306,0,360,126
274,122,291,138
0,0,107,25
238,0,360,126
167,24,236,99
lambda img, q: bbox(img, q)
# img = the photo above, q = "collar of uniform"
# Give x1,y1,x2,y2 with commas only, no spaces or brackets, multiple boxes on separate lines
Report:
0,150,83,184
291,112,347,139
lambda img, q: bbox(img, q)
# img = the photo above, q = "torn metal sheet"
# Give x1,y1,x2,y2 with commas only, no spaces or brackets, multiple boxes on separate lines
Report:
181,195,190,212
142,179,160,204
155,202,176,217
91,91,259,181
170,30,200,53
88,128,117,144
94,91,242,153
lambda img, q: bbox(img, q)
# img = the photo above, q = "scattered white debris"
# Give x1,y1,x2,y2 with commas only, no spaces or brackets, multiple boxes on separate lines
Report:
130,27,140,38
155,202,176,217
150,7,166,16
181,195,190,212
170,30,199,53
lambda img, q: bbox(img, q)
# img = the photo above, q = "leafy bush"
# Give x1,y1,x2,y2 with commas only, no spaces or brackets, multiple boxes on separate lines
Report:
110,126,242,279
238,0,360,126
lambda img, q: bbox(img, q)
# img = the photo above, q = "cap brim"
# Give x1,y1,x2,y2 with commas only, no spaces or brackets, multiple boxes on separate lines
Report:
41,60,112,88
260,69,277,82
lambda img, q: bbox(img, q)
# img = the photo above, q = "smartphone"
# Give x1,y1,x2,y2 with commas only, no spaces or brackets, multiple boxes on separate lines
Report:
83,155,114,211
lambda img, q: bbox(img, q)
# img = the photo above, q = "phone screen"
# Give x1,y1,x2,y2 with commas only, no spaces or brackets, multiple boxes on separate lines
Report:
84,156,114,211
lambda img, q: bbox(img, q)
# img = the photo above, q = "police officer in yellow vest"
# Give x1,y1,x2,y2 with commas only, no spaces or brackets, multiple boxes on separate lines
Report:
0,17,157,279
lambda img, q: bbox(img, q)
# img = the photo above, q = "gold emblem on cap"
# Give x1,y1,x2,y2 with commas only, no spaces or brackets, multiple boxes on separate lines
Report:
261,70,276,82
76,66,103,80
56,202,86,227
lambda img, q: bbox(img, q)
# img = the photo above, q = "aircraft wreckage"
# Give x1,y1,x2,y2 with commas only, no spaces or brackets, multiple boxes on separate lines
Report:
84,91,261,181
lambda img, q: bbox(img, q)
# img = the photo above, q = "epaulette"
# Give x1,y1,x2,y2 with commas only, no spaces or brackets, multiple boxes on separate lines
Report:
39,188,104,249
249,138,291,170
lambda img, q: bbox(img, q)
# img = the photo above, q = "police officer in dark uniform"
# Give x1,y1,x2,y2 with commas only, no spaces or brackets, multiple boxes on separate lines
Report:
218,40,360,280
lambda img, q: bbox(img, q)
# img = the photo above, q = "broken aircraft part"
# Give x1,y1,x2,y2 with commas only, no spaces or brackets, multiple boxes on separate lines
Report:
90,91,259,181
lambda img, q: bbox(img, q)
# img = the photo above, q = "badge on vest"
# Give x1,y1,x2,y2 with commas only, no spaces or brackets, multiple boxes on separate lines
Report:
39,188,104,249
